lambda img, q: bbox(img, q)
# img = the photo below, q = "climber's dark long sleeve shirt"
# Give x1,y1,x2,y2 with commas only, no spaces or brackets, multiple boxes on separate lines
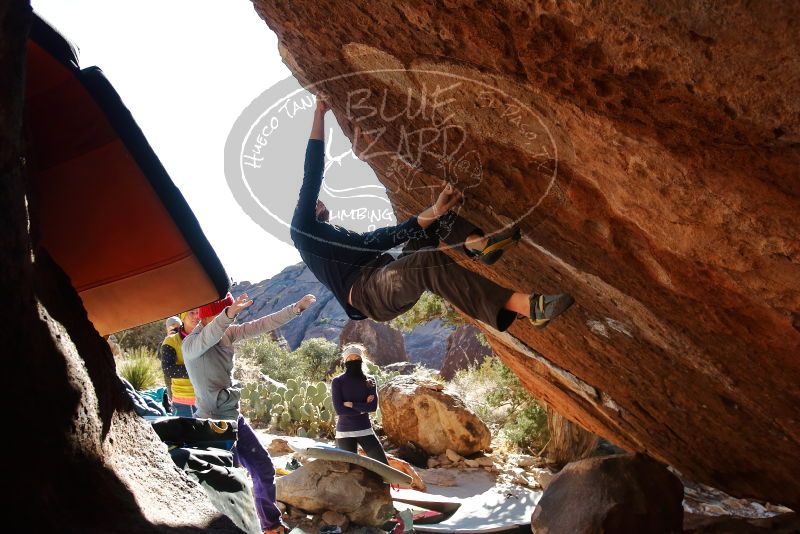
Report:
290,139,422,319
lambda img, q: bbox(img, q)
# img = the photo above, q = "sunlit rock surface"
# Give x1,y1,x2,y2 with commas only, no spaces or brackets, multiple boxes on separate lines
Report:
254,0,800,507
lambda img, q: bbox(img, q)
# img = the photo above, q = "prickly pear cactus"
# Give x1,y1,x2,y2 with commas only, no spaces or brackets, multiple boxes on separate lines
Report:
241,378,335,439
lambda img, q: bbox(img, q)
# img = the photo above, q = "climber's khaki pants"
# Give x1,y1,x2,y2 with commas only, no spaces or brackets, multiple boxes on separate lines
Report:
349,213,517,331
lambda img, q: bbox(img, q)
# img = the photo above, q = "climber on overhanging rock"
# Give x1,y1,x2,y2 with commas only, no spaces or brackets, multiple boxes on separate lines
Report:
290,94,575,332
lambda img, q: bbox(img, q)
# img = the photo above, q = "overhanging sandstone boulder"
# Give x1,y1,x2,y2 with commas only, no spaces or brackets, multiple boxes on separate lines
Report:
253,0,800,507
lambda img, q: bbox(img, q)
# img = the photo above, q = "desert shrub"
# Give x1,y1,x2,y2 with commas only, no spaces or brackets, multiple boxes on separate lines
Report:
114,320,166,353
390,292,464,331
237,336,297,383
450,356,510,425
237,336,341,383
293,338,340,382
503,401,549,451
451,356,549,452
409,364,443,383
118,346,162,391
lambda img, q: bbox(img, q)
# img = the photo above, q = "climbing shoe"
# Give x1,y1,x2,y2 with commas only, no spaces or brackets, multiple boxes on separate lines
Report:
467,226,521,265
529,293,575,328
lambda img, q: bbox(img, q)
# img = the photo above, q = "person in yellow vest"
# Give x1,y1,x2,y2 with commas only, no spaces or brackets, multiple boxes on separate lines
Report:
160,309,200,417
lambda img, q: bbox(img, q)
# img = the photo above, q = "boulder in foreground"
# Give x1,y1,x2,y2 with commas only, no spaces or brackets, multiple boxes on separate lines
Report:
531,453,683,534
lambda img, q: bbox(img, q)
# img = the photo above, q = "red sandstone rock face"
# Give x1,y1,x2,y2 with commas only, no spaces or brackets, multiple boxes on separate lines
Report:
253,1,800,507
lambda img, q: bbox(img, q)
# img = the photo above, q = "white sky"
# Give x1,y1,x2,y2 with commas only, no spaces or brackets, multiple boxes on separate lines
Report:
32,0,308,282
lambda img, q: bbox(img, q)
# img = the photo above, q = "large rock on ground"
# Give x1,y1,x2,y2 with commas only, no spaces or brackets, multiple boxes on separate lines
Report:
684,512,800,533
339,318,408,366
253,1,800,507
276,459,394,527
387,456,426,492
543,407,601,467
440,325,492,380
531,453,684,534
379,376,490,455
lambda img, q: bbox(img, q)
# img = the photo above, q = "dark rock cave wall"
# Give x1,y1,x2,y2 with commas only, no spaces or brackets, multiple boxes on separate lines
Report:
3,2,239,531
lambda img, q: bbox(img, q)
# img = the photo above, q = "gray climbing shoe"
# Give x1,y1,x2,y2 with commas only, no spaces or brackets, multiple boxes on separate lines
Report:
529,293,575,328
467,226,521,265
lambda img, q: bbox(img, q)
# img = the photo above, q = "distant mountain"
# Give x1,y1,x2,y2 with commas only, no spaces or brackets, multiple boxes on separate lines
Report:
233,263,347,349
232,262,459,369
401,318,454,368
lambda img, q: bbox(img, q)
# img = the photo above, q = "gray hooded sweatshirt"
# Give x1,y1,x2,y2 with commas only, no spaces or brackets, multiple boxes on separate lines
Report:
182,304,297,419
